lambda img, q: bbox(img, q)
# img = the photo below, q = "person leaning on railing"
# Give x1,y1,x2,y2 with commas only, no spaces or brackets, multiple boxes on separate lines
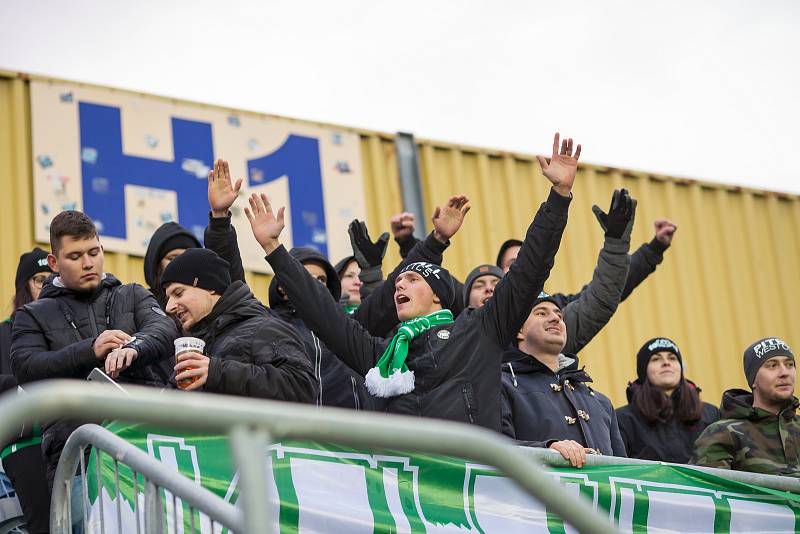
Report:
691,337,799,477
161,248,318,402
246,132,578,430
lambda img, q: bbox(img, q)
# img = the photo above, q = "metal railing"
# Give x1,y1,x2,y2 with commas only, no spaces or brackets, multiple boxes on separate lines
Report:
0,380,620,534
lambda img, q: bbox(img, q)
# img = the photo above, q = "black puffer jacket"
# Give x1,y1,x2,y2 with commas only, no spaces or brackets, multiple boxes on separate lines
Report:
268,188,571,430
187,281,317,402
501,349,626,456
10,274,177,482
615,380,720,463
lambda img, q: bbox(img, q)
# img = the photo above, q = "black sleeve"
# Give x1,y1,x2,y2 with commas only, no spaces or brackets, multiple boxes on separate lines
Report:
10,308,97,383
620,239,667,302
478,188,571,346
267,245,384,376
0,321,13,375
357,264,383,300
396,235,421,260
609,407,628,457
353,232,449,338
204,212,246,284
204,320,318,402
125,285,179,369
615,408,635,458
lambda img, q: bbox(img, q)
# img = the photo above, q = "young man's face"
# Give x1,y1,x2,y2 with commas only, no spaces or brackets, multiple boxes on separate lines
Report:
646,351,682,390
165,283,218,330
394,271,440,321
48,235,104,291
468,274,500,309
753,356,796,405
340,260,362,305
518,301,566,354
500,245,521,273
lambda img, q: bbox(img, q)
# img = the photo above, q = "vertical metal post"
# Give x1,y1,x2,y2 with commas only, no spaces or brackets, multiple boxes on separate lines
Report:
145,479,165,534
394,131,427,239
229,425,273,533
49,446,81,533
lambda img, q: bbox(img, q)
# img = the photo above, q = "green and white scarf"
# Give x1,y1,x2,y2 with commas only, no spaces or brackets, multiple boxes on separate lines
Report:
365,310,454,398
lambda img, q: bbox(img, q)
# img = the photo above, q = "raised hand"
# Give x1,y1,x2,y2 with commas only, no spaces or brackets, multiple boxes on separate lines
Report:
654,218,677,247
431,195,471,243
349,220,390,268
244,193,285,255
591,189,637,239
536,132,582,197
390,212,416,241
208,159,243,217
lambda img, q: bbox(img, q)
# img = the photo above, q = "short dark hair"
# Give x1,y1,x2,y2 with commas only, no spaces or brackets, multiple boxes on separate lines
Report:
630,378,703,425
49,211,98,255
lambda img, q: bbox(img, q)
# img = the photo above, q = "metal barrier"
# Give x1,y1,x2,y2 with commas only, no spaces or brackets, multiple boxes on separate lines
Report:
0,380,620,534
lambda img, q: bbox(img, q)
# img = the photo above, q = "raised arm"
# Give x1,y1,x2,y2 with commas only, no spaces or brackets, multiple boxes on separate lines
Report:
347,219,389,300
245,193,384,376
561,189,636,354
205,159,246,283
479,133,578,346
619,218,675,301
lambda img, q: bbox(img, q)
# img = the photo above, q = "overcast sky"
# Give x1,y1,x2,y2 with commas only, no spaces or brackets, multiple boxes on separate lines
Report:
2,0,799,193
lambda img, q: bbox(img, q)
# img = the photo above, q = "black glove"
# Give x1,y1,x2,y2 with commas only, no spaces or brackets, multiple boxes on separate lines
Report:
348,220,390,268
592,189,635,239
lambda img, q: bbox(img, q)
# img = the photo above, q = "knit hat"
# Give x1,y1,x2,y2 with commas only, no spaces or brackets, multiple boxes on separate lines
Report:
533,291,561,310
15,247,52,292
637,337,682,382
743,337,794,388
496,239,523,269
160,248,231,294
463,264,504,305
399,262,455,310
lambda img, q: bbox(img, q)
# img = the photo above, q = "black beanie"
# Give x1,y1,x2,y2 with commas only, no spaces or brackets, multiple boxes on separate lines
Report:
159,233,200,260
636,337,683,382
532,291,561,310
496,239,523,269
160,248,231,294
743,337,794,388
399,261,455,310
463,264,504,304
15,247,52,291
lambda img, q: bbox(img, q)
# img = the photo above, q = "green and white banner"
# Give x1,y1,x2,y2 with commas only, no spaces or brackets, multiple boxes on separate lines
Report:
86,422,800,533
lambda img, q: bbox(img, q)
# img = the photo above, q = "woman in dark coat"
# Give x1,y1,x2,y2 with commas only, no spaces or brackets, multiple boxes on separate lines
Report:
616,337,720,463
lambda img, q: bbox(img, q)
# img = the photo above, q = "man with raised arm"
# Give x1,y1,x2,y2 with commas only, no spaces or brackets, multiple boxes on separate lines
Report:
244,133,580,428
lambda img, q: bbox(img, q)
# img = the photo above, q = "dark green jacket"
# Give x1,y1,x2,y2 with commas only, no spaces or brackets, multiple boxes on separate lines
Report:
691,388,799,478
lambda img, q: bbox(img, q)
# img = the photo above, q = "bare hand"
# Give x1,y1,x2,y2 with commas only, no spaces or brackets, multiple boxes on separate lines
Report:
390,212,416,241
536,133,582,197
654,219,677,246
244,193,285,255
431,195,470,242
93,330,132,359
549,440,592,468
208,159,243,217
105,348,138,379
174,351,210,390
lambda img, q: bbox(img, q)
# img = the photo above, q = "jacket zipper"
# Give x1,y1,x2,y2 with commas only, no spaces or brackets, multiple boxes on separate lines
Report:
312,333,322,406
507,363,518,387
350,376,360,410
461,386,475,424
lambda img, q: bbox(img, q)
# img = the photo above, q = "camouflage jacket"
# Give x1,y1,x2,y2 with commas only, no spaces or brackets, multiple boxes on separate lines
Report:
690,388,800,478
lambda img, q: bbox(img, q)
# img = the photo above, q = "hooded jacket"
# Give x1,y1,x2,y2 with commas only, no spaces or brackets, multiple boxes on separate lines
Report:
144,222,201,308
186,281,316,402
10,273,177,484
615,380,720,463
691,389,800,477
266,188,571,430
500,348,626,456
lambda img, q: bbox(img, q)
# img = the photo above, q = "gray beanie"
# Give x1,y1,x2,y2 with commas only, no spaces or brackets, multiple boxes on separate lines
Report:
743,337,794,388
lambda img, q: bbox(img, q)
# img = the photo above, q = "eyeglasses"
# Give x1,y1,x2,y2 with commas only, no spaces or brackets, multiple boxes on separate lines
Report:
30,275,49,288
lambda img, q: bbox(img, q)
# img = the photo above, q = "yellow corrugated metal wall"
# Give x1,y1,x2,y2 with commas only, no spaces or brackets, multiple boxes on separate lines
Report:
2,72,798,407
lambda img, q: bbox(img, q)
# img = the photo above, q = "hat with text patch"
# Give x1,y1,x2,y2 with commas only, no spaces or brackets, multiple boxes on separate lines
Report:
743,337,794,388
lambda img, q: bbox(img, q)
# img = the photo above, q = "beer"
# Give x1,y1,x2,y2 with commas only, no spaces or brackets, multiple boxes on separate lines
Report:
174,337,205,389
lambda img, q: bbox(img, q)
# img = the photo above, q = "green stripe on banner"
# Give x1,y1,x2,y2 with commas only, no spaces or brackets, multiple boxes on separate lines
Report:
85,422,800,533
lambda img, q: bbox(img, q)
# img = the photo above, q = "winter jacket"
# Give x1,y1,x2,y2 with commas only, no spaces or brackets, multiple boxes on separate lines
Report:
615,381,720,463
501,349,626,456
10,273,178,483
185,280,316,402
144,222,202,309
690,389,800,477
267,188,571,430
